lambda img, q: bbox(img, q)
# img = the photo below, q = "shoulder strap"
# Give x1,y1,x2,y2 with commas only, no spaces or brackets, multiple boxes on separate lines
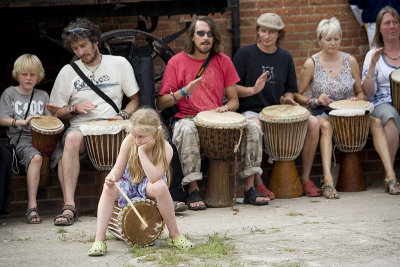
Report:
196,53,213,78
15,90,34,145
70,62,119,113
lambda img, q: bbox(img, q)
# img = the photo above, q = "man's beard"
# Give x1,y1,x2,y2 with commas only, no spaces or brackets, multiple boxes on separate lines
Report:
81,46,99,65
196,42,212,54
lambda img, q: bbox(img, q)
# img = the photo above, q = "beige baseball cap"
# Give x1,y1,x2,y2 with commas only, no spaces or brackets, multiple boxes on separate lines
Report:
257,13,284,30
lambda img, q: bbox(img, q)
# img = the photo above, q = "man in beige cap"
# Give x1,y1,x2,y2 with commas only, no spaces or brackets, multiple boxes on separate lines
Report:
233,13,322,199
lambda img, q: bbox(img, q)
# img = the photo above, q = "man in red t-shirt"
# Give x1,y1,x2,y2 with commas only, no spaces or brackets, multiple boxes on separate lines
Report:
157,16,269,209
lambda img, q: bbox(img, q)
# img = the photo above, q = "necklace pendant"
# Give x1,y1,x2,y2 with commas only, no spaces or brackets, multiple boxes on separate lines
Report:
90,73,95,80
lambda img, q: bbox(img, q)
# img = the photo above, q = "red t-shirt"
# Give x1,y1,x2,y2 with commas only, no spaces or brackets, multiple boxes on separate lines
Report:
159,52,240,118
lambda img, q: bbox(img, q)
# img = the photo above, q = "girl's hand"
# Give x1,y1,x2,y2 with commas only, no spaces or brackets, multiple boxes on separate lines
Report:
105,174,116,187
318,93,331,106
371,47,383,65
139,138,156,153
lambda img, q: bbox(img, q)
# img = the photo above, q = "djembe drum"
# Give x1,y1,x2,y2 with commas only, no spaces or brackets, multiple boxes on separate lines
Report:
390,69,400,115
108,199,164,245
194,110,247,207
390,69,400,148
30,116,64,187
79,120,129,211
260,105,310,198
328,99,373,192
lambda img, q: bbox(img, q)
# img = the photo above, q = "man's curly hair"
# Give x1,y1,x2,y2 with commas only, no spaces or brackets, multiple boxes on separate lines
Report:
61,17,101,50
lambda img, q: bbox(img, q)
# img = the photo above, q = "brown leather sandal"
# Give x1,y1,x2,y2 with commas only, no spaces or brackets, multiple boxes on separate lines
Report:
54,204,78,226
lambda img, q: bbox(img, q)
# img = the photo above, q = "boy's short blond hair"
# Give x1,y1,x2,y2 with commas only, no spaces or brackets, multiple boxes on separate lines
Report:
12,54,45,84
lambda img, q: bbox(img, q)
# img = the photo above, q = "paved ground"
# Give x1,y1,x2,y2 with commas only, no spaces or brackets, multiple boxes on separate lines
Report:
1,184,400,267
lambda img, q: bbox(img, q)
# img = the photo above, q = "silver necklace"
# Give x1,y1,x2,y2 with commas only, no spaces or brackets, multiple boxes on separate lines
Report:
383,49,400,60
83,55,102,80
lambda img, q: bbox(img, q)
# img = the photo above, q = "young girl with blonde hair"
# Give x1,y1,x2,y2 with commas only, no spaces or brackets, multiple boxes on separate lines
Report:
88,107,194,256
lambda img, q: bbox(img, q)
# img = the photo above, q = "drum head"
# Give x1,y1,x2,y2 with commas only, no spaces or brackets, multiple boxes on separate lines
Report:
260,105,309,121
194,110,247,128
31,116,63,130
122,200,164,245
79,119,129,136
329,100,374,116
329,99,371,110
391,68,400,82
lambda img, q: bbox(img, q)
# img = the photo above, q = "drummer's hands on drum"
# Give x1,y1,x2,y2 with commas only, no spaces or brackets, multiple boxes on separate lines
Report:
215,104,230,113
316,93,331,106
75,101,97,114
348,96,360,101
280,96,298,106
24,114,41,126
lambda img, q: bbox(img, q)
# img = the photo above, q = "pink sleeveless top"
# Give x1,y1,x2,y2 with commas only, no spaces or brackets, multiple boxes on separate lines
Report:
310,52,354,102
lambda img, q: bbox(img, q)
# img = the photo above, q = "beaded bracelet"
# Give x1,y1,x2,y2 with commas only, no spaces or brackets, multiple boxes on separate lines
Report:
169,89,178,102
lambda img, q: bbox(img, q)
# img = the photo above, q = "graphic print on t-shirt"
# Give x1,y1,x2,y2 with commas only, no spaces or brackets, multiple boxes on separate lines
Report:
262,66,274,83
13,100,45,119
73,74,119,92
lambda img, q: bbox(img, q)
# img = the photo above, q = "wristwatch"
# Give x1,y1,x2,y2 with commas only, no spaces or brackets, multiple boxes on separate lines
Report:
69,105,77,115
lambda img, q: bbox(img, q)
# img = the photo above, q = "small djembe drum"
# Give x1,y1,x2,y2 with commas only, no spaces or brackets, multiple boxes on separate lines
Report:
30,116,64,187
260,105,310,198
79,120,129,211
194,110,247,207
108,199,164,245
328,99,373,192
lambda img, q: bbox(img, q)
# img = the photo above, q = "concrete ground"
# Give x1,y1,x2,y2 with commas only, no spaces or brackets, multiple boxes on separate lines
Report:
1,184,400,267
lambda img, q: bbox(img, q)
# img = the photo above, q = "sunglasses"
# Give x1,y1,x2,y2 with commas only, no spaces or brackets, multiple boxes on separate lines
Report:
65,27,89,35
196,31,213,38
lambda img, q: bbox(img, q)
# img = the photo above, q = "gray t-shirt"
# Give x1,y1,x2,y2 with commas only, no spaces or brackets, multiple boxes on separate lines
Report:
0,86,50,144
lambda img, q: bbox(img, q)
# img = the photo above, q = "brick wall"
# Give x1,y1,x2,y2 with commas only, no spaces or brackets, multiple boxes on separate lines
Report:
3,1,400,216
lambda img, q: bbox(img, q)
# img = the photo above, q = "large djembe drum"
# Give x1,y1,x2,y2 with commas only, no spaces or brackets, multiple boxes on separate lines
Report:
194,110,247,207
328,100,373,192
260,105,310,198
108,199,164,245
30,116,64,187
79,120,129,209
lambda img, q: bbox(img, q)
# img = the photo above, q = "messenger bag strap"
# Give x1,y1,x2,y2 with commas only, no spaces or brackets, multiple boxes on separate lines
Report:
70,62,120,113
